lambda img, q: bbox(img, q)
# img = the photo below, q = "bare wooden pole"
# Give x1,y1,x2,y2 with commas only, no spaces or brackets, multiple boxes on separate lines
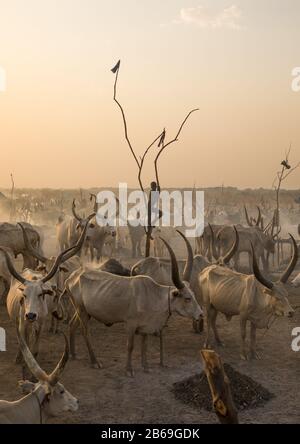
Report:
111,60,198,257
200,349,239,424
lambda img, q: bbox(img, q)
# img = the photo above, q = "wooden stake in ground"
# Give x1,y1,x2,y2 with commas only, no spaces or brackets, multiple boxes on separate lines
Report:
200,349,238,424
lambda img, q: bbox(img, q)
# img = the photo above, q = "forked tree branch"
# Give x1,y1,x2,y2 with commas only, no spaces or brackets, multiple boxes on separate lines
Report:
113,62,140,169
154,108,199,189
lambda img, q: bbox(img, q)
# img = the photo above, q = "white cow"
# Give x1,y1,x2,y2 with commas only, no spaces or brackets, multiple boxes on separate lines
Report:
0,330,78,424
199,235,297,359
65,234,203,376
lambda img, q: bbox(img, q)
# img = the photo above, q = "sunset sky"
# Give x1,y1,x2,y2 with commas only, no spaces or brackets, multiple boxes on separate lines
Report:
0,0,300,189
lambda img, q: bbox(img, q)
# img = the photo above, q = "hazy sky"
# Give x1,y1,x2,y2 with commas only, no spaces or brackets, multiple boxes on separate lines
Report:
0,0,300,189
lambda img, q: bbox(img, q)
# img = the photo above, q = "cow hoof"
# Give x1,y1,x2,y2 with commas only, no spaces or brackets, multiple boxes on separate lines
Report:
249,352,260,360
90,361,102,369
193,319,204,334
216,341,225,347
15,354,23,365
126,369,135,377
240,353,248,361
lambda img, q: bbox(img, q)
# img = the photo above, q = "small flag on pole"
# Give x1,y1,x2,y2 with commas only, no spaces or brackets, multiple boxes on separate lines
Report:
111,60,121,73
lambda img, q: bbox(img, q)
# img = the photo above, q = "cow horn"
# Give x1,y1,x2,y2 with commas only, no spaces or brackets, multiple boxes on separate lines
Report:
176,230,193,282
208,223,219,260
18,223,48,264
0,248,26,284
280,234,298,283
42,214,94,283
272,226,281,240
72,199,82,222
221,226,239,264
255,206,261,227
250,243,273,289
16,323,48,382
48,333,69,386
244,205,253,226
159,237,184,289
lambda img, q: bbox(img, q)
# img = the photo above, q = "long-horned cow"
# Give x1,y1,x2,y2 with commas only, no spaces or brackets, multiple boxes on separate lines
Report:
0,330,78,424
199,234,297,359
131,226,239,333
65,233,203,376
3,216,92,361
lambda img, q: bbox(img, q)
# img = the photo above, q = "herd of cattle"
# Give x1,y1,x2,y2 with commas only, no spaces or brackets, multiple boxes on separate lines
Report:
0,200,299,423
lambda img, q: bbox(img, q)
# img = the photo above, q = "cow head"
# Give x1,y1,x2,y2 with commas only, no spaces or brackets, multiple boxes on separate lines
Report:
251,234,297,318
72,198,96,231
160,231,203,321
2,217,92,322
17,329,78,417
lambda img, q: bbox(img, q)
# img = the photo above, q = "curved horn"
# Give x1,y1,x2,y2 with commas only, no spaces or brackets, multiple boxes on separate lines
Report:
221,226,239,264
255,206,262,227
159,237,184,289
176,230,193,282
72,199,82,222
272,226,281,240
208,223,219,260
42,214,94,283
250,243,273,289
280,234,298,283
0,248,26,284
48,333,69,386
16,324,48,382
58,212,95,263
18,223,48,264
244,205,253,226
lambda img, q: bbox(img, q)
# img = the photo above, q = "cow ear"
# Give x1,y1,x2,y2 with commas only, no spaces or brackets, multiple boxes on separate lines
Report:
89,223,95,229
59,265,69,273
37,265,47,272
18,380,35,394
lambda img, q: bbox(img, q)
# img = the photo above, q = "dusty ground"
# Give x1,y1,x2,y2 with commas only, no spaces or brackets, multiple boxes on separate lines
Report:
0,271,300,424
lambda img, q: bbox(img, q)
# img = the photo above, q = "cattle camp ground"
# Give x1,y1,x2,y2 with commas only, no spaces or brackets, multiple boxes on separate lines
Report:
0,188,300,424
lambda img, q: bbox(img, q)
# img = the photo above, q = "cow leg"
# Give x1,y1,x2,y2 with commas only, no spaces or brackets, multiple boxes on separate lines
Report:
159,331,166,367
69,312,80,359
249,322,260,359
204,305,213,348
77,309,102,369
240,317,248,360
210,308,224,346
234,253,240,271
248,252,252,273
131,241,136,258
261,253,268,274
32,323,42,358
141,334,149,372
126,328,136,377
137,241,142,257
